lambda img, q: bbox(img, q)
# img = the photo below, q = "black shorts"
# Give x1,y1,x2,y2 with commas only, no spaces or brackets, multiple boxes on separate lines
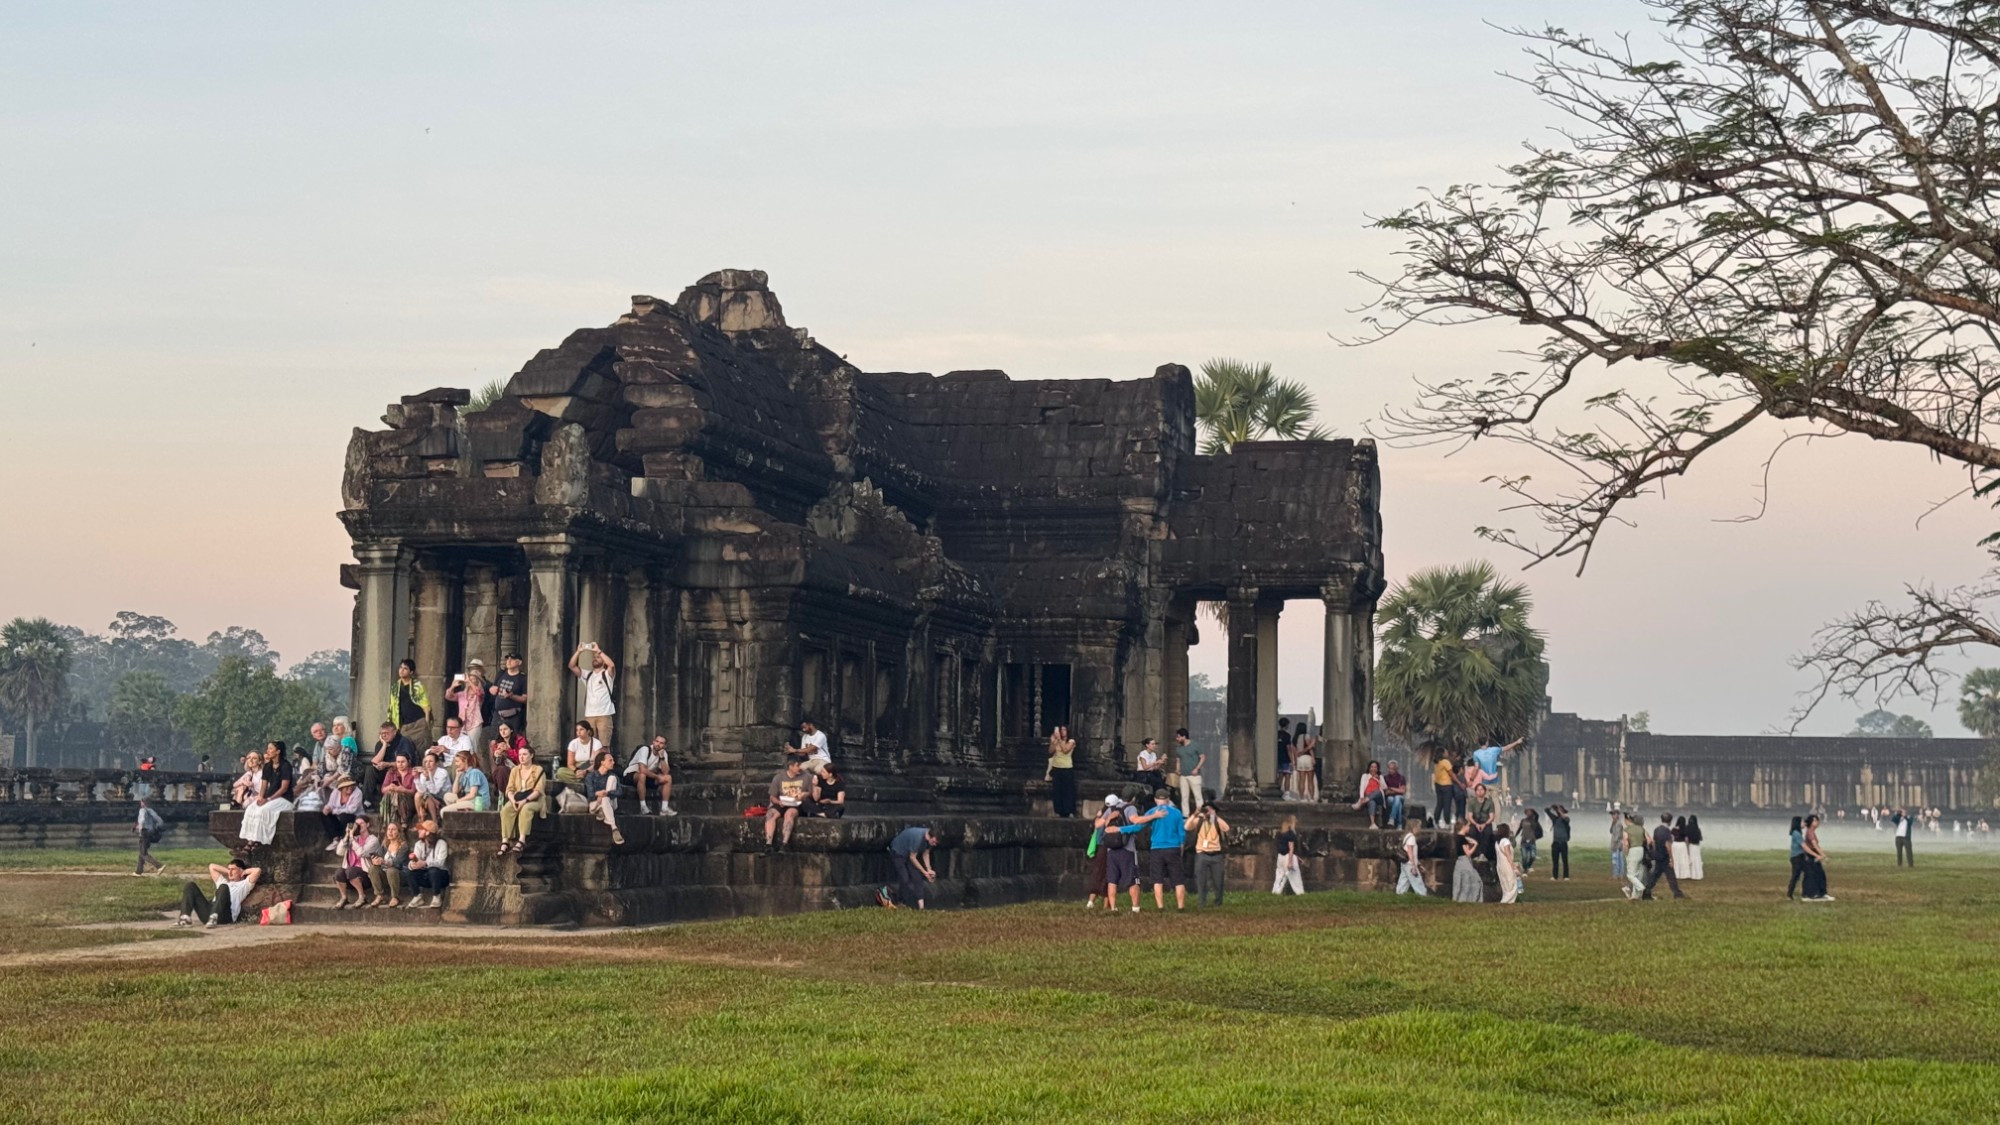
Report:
1105,849,1138,889
1146,848,1186,887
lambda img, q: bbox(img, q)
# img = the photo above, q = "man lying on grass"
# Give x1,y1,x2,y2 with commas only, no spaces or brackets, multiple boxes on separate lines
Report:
177,856,262,929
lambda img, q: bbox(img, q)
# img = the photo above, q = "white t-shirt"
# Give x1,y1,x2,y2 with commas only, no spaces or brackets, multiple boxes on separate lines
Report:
438,732,473,759
800,728,830,763
625,745,668,775
215,872,256,914
583,669,616,717
566,738,602,770
1136,749,1161,771
1402,832,1419,863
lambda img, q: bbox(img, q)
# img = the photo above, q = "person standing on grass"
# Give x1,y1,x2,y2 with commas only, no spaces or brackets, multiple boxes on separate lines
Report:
1786,816,1808,899
1450,832,1483,903
1110,788,1189,911
1623,814,1648,900
1802,814,1834,901
1494,824,1521,904
1173,728,1205,816
1608,810,1627,883
1271,814,1304,895
1543,805,1570,881
1084,796,1119,909
1189,803,1229,906
132,798,168,876
1516,808,1541,873
176,855,261,928
1395,822,1428,895
1671,816,1692,880
1100,799,1143,911
1641,814,1685,900
1893,807,1916,867
1684,814,1705,879
889,825,938,909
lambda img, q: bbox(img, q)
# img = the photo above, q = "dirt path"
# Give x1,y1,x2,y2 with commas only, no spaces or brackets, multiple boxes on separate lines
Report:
0,918,806,971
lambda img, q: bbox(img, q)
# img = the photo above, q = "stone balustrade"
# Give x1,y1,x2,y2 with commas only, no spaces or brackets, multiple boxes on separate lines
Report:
0,767,234,807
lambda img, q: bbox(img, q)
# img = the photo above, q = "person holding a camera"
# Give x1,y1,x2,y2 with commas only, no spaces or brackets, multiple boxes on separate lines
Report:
568,641,618,755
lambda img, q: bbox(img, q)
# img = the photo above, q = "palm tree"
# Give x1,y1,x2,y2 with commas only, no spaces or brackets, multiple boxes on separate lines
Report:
1375,562,1548,764
467,378,509,412
1193,359,1331,455
0,617,73,767
1959,669,2000,738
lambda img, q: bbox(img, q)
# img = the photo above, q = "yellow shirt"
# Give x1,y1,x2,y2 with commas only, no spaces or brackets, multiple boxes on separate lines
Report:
1049,740,1075,770
1432,759,1455,787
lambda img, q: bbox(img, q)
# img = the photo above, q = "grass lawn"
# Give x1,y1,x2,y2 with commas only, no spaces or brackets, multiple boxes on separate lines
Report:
0,846,1993,1122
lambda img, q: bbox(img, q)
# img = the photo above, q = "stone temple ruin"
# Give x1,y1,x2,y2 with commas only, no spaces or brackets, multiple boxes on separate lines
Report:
300,270,1396,923
340,270,1384,811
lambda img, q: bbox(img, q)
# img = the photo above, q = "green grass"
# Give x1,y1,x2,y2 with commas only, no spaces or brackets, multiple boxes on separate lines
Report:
0,848,1994,1122
0,846,231,872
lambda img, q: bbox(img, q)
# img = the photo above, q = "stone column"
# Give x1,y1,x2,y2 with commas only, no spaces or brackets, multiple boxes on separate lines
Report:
411,555,460,743
352,540,411,740
462,563,501,674
1224,587,1260,798
1322,573,1377,800
519,535,576,756
1255,602,1280,789
1162,618,1190,743
618,566,661,750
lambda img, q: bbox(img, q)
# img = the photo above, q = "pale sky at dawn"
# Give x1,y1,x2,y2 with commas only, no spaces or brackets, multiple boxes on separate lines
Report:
4,1,1993,735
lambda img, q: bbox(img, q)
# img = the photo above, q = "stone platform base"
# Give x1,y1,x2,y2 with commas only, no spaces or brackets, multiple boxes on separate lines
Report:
213,802,1459,927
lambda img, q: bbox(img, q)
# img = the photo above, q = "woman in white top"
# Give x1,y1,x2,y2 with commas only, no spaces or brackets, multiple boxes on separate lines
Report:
562,720,602,786
569,642,618,755
1494,823,1521,904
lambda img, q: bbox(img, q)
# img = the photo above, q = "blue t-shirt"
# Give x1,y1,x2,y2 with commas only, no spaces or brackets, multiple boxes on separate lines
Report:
1789,828,1803,857
1470,745,1504,782
459,768,490,802
891,826,931,857
1145,805,1187,849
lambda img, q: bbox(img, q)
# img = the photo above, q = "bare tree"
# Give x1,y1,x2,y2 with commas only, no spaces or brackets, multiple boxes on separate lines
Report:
1361,0,2000,714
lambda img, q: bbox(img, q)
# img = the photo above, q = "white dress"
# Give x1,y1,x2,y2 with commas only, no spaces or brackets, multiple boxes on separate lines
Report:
1670,839,1692,879
238,776,293,845
1496,839,1519,904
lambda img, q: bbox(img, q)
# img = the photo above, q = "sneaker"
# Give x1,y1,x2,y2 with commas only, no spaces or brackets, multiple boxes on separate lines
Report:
426,895,442,908
875,887,894,908
611,830,625,845
1131,905,1140,913
204,916,217,929
663,805,678,817
175,913,191,927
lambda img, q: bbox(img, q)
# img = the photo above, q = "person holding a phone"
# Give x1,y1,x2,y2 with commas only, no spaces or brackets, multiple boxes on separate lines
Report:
1047,726,1077,817
446,660,490,763
569,642,618,754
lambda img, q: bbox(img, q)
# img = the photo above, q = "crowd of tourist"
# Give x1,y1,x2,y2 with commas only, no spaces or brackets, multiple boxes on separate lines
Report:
178,681,1939,925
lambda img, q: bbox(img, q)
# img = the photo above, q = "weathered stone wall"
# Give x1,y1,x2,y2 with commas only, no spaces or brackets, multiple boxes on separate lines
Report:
338,270,1386,814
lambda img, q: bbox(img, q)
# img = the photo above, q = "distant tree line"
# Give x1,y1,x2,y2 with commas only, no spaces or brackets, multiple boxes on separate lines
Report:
0,611,348,770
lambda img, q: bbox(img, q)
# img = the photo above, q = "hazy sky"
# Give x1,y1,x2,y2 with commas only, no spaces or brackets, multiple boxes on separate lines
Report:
5,2,1992,735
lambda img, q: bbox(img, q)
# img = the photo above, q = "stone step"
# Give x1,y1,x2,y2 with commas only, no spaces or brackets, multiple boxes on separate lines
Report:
290,901,450,925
